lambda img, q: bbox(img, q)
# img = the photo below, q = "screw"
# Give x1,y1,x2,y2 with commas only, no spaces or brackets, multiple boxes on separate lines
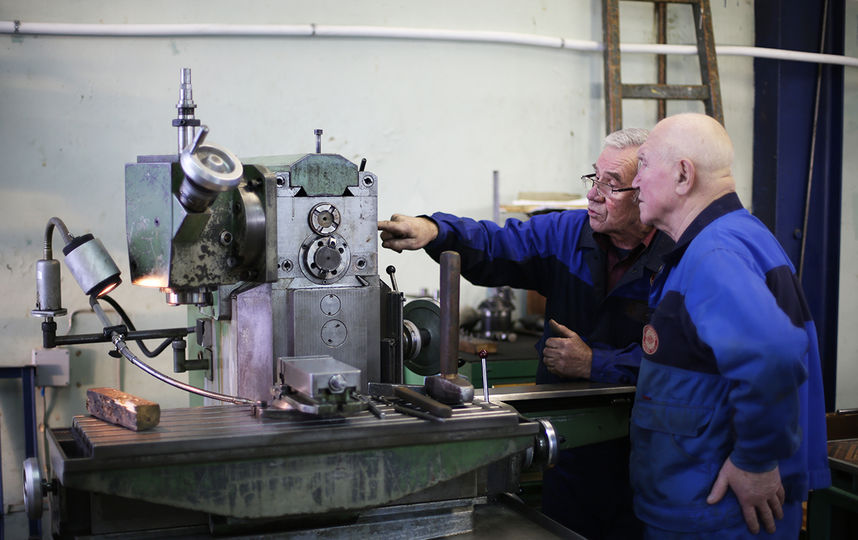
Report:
328,373,347,393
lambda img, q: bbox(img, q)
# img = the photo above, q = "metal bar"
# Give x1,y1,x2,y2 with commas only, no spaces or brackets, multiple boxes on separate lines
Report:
394,385,452,418
1,407,4,540
0,366,22,540
481,352,490,403
22,367,38,458
799,0,829,280
22,367,42,539
489,382,636,402
52,326,192,346
438,251,460,377
0,367,45,538
621,83,710,99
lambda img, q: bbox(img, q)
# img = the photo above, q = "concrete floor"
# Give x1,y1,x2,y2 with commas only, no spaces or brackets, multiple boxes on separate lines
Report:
2,508,50,540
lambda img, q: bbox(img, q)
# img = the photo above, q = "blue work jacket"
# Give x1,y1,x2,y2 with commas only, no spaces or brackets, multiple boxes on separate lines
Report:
425,210,673,384
630,193,831,531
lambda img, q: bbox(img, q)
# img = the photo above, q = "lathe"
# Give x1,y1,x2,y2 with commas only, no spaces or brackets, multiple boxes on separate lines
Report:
24,69,633,539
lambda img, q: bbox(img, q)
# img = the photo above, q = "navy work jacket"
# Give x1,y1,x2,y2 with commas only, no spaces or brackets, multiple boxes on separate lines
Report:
424,210,673,385
631,193,831,531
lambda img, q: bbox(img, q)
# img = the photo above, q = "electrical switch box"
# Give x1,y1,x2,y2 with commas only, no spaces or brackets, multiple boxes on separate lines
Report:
31,348,70,387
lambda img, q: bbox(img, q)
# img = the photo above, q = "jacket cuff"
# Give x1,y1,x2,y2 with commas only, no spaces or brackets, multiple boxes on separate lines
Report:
421,214,445,250
730,451,778,474
589,347,633,384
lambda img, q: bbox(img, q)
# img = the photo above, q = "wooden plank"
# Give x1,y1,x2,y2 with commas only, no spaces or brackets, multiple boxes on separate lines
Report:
86,387,161,431
602,0,623,133
621,84,710,100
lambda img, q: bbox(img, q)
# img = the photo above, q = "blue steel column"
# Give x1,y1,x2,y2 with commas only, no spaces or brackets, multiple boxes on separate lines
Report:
21,367,42,538
753,0,843,411
1,395,4,540
0,367,43,539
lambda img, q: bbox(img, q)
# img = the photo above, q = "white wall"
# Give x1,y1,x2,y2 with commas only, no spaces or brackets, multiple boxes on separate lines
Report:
0,0,757,525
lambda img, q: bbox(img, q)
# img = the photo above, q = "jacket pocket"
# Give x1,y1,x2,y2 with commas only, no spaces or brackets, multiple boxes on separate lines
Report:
630,399,717,510
632,398,712,437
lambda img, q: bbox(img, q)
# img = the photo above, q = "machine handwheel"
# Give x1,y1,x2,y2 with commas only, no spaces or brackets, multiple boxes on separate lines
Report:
402,298,442,376
23,456,43,520
535,419,559,468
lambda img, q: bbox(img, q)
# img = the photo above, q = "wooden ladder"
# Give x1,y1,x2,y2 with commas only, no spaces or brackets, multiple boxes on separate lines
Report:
602,0,724,133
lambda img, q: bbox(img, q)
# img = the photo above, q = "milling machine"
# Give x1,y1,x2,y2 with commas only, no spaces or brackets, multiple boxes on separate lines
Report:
24,69,567,539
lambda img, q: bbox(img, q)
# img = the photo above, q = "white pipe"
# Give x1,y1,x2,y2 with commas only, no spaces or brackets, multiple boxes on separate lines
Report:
2,21,857,68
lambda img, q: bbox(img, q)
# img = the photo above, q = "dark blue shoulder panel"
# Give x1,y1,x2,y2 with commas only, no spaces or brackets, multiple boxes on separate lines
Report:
765,265,813,328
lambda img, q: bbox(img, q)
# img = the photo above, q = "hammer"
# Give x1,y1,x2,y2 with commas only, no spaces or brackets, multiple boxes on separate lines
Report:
425,251,474,405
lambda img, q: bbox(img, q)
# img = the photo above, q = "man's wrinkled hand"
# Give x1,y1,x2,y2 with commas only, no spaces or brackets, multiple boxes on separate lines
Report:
707,456,785,534
542,319,593,379
377,214,439,253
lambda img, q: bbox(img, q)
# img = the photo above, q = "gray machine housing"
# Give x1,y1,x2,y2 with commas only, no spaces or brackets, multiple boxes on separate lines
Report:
125,150,385,403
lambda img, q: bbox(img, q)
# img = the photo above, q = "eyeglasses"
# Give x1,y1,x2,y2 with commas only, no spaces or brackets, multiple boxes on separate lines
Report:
581,173,638,197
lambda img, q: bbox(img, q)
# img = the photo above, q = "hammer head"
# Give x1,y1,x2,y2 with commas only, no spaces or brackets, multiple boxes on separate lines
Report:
425,374,474,405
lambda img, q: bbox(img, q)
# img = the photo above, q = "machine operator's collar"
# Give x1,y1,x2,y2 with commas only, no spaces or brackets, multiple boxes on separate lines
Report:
663,191,744,267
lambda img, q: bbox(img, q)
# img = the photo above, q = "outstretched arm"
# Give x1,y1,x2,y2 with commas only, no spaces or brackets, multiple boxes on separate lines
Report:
378,214,439,252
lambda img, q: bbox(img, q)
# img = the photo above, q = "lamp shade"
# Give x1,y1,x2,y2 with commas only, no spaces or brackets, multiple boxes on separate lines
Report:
63,234,122,297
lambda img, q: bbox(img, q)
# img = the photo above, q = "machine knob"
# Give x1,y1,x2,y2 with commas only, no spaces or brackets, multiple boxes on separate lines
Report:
328,373,347,394
386,265,399,292
177,126,243,213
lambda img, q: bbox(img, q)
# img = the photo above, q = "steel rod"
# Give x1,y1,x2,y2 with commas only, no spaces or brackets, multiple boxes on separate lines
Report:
438,251,461,377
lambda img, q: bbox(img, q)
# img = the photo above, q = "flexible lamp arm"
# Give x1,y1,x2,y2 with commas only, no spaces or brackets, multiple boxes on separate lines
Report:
90,296,264,407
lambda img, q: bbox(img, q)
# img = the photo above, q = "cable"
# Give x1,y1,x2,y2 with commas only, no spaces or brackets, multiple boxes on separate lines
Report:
89,296,263,406
99,294,176,358
799,0,830,280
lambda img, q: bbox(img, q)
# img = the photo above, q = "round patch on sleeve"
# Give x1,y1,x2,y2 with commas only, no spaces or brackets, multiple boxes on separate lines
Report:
642,324,659,355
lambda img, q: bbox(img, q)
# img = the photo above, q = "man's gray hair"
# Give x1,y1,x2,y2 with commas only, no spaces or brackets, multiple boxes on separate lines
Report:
603,127,649,150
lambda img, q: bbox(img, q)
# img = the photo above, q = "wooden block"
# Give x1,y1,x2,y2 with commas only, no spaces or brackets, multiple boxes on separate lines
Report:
86,387,160,431
458,335,498,355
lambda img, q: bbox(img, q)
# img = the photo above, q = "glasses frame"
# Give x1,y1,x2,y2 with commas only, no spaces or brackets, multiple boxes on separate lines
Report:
581,173,638,197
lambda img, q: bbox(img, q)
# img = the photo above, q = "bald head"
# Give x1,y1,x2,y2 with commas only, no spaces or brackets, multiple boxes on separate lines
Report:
651,113,734,184
632,113,737,240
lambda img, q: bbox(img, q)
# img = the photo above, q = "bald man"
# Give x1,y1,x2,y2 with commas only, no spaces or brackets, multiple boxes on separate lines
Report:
630,113,830,539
